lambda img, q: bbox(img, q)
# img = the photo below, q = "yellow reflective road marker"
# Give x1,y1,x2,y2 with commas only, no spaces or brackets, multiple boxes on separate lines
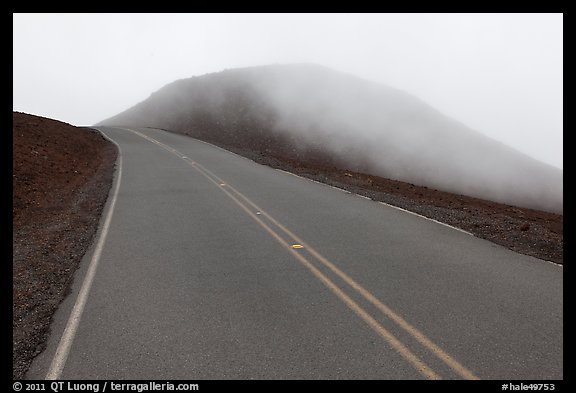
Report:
122,127,479,380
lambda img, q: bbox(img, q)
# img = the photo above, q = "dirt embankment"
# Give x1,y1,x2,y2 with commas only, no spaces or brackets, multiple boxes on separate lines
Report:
12,110,562,378
13,112,117,379
166,127,563,266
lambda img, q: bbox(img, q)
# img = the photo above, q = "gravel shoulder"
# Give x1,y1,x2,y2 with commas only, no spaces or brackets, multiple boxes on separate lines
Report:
12,112,117,379
166,130,563,266
12,115,561,379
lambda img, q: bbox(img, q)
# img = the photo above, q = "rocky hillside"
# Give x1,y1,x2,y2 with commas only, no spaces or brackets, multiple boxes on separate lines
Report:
13,112,117,379
98,64,562,213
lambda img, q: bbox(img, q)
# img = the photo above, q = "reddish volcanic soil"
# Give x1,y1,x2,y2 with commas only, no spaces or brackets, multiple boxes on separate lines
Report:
12,112,117,379
166,128,563,266
12,111,562,379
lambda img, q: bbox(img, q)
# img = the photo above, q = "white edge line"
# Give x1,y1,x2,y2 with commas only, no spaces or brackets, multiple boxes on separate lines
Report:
275,168,563,268
274,167,473,236
45,128,123,380
192,139,474,236
375,201,562,268
543,260,563,268
145,127,563,269
377,201,474,236
274,168,352,193
150,128,256,163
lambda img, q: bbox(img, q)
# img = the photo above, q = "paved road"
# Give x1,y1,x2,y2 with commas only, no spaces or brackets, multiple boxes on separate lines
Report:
27,126,563,380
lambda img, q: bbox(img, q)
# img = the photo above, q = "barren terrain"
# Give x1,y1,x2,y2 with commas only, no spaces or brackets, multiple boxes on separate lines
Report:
99,64,562,213
165,127,563,266
13,112,117,379
13,109,562,379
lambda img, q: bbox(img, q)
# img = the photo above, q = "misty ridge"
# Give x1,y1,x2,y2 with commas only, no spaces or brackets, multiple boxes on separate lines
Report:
98,63,563,213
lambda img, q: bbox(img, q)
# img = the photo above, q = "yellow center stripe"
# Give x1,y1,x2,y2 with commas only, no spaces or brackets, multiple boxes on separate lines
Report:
121,127,480,380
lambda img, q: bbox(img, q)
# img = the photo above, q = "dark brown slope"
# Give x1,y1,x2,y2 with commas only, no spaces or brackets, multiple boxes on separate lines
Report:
201,142,563,265
13,112,117,379
153,125,563,266
98,64,562,265
99,64,562,213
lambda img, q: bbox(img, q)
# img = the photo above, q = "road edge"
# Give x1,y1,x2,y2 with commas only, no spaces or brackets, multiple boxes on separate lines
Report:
43,127,123,380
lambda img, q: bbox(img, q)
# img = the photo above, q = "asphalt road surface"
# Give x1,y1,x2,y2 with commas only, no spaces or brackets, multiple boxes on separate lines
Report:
27,126,563,380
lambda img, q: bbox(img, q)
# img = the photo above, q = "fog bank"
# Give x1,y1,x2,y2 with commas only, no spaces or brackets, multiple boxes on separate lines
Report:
99,64,563,213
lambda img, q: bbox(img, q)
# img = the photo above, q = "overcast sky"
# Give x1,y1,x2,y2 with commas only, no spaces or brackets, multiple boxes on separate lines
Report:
13,13,563,169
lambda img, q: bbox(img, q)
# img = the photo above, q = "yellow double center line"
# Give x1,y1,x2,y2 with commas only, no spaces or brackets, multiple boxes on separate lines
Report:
123,127,480,380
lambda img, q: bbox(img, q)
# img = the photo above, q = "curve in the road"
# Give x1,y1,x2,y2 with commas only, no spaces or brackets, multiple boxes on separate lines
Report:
107,127,479,380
